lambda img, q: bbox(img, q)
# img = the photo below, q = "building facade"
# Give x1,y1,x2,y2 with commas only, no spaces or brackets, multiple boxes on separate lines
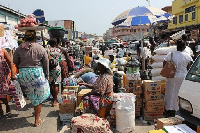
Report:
168,0,200,29
103,28,113,41
0,4,25,26
113,25,150,41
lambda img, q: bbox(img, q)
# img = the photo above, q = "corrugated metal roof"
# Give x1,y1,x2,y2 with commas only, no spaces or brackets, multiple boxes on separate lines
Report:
0,4,26,17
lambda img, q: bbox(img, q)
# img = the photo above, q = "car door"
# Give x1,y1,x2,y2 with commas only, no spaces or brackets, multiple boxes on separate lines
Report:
179,56,200,119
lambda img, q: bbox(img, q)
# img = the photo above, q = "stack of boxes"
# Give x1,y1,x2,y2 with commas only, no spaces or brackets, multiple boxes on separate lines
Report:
142,80,164,121
108,94,117,127
125,79,142,117
59,86,78,122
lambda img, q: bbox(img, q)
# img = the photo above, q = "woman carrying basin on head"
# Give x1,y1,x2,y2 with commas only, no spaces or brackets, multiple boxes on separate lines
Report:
13,30,50,127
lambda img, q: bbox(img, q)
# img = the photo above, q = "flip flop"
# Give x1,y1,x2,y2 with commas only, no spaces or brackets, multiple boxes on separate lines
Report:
34,119,45,127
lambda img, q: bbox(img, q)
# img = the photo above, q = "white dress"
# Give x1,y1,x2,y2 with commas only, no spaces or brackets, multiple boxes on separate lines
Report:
164,51,193,111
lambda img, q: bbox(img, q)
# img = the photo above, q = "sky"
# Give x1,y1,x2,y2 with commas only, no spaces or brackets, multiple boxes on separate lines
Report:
1,0,173,36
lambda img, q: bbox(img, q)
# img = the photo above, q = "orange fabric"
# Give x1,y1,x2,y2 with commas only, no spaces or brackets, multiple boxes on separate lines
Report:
99,107,106,118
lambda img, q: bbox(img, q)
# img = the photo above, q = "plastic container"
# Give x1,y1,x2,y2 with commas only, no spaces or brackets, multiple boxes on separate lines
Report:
48,27,65,38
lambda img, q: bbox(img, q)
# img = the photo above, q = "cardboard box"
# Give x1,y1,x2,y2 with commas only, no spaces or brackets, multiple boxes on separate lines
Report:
77,89,92,106
145,99,164,112
133,92,141,100
148,129,166,133
144,91,161,101
133,85,142,93
161,83,166,94
143,109,163,121
136,98,143,108
163,124,196,133
135,108,141,117
143,80,161,92
126,80,142,87
157,117,182,129
59,102,75,114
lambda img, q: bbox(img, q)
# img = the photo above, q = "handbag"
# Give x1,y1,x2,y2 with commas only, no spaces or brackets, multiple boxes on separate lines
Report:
160,52,176,78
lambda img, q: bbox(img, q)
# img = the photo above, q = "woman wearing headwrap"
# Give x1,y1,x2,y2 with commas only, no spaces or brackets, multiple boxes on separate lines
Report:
13,30,50,127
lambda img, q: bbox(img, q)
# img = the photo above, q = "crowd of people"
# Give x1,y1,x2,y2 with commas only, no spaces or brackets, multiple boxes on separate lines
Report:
0,28,198,127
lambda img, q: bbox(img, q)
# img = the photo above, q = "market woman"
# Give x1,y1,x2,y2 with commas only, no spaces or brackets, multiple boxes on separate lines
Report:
0,46,15,117
47,38,62,107
164,39,193,117
79,58,113,118
13,30,50,127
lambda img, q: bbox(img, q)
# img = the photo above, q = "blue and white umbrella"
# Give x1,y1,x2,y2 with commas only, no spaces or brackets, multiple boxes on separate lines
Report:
117,13,169,27
112,6,171,26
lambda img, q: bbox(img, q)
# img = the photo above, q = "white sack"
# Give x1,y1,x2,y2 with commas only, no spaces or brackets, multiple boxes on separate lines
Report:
151,68,162,76
152,55,166,62
154,46,176,55
150,62,163,68
115,93,136,133
152,76,167,81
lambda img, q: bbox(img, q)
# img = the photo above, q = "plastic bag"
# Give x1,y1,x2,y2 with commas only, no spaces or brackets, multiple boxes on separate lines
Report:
9,80,26,110
115,93,136,133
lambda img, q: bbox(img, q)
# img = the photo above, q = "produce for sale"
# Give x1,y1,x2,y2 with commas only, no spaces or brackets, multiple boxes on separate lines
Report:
15,14,38,28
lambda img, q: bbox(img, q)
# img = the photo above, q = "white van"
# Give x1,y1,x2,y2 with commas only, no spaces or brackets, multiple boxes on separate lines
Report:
178,55,200,128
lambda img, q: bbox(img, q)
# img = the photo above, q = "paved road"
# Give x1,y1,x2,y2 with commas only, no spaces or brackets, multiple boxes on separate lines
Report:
0,100,154,133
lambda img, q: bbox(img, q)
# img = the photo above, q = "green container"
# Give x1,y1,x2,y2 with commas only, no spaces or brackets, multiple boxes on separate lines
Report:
127,67,140,74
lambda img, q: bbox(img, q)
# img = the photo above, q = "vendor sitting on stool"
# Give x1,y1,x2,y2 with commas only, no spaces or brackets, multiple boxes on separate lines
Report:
78,58,113,118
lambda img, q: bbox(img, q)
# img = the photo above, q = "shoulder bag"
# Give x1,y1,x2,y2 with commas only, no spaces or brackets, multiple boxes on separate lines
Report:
160,52,176,78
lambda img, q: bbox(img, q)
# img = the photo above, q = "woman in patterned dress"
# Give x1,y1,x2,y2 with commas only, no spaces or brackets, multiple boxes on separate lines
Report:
79,58,113,118
13,30,50,127
0,47,15,117
47,38,62,106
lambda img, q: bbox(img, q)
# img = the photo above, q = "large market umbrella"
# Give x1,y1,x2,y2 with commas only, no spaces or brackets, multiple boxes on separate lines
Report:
112,6,169,26
117,13,169,27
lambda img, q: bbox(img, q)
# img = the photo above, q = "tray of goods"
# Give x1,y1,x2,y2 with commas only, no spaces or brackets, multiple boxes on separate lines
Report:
15,14,48,31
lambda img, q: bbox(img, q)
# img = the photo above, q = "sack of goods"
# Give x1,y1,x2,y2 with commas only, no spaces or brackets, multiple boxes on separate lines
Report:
151,46,176,81
71,114,112,133
115,93,136,133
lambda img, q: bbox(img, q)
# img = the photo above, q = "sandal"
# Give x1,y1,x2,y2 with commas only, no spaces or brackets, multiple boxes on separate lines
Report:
34,119,45,127
6,112,11,117
52,102,59,107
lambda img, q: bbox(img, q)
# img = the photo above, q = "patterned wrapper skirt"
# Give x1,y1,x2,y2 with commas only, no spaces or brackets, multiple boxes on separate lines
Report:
49,65,61,85
18,67,50,106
